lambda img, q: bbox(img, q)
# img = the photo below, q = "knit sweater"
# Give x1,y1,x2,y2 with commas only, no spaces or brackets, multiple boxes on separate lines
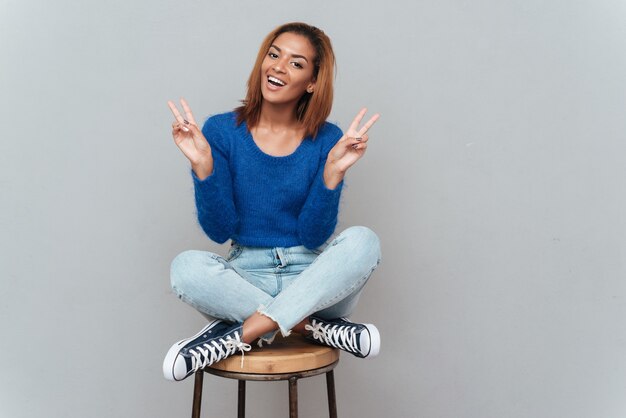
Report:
192,111,344,249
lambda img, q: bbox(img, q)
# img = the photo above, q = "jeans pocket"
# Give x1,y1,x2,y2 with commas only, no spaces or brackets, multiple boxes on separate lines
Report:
226,243,243,262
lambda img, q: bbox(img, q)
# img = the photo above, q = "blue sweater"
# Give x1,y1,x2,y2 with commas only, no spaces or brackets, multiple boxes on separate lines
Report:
192,111,344,249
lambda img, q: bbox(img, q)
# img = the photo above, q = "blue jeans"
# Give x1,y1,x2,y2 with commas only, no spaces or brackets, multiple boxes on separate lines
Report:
170,226,381,336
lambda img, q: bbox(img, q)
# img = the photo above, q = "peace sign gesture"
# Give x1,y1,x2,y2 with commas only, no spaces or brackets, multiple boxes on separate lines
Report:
326,108,380,174
168,98,214,178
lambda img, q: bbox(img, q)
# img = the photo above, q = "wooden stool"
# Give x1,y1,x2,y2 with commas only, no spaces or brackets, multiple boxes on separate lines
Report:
191,334,340,418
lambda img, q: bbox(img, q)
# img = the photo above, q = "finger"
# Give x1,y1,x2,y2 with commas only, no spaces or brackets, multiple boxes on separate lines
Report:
187,122,203,136
347,108,367,133
172,121,190,133
168,101,185,123
338,132,351,143
352,142,368,151
180,98,198,125
174,123,201,140
346,134,368,145
353,134,369,144
357,113,380,137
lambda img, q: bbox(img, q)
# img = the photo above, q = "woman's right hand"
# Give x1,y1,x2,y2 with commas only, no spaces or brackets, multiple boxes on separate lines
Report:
168,98,214,179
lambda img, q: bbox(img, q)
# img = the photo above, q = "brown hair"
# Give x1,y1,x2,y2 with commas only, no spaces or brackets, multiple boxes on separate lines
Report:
235,22,335,138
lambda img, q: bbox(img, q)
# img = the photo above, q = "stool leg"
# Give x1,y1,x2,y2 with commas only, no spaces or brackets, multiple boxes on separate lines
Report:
237,380,246,418
288,377,298,418
192,371,204,418
325,371,337,418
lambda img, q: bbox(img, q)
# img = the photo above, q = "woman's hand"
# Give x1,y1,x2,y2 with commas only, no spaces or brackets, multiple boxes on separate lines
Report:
324,108,380,189
168,98,214,179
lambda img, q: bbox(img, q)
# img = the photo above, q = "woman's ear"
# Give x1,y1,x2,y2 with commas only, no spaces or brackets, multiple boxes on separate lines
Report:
306,77,317,94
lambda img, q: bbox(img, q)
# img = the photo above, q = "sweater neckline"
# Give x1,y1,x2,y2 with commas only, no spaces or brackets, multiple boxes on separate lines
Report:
240,120,310,163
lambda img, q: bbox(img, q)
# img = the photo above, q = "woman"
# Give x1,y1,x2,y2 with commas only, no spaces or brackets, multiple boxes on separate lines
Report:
163,22,381,382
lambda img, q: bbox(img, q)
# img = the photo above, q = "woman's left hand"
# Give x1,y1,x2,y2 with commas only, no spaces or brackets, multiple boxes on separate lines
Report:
324,108,379,188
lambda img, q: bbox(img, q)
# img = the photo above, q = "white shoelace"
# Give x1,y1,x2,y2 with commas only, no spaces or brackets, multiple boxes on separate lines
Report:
256,330,279,348
305,322,359,354
189,332,252,370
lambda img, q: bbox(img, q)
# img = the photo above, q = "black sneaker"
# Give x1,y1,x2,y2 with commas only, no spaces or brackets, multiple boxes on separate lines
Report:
163,320,251,381
304,316,380,358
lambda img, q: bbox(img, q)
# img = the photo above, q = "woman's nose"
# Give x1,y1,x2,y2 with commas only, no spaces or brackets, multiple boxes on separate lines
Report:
273,58,288,73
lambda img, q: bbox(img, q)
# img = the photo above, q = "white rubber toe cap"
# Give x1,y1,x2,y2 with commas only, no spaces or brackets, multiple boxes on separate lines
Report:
361,324,380,358
163,341,189,381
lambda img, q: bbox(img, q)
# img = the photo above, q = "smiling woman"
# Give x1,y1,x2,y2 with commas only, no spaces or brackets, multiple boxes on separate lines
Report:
163,22,382,382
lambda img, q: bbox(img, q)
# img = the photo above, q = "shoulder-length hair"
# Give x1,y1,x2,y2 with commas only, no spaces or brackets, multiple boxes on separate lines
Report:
235,22,336,139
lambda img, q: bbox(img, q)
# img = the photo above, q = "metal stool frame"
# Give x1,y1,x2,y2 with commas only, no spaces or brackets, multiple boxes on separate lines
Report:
191,361,339,418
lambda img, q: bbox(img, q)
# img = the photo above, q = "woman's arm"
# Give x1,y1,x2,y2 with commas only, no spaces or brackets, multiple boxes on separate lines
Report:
168,99,239,243
297,155,343,249
192,118,239,243
297,108,380,249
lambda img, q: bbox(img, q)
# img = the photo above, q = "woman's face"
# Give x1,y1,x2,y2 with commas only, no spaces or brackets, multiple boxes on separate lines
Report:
260,32,317,107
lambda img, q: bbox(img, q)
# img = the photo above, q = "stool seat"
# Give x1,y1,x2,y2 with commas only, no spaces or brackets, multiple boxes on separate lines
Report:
209,334,340,374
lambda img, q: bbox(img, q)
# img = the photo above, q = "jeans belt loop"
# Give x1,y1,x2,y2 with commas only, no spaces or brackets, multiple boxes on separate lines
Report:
276,248,288,268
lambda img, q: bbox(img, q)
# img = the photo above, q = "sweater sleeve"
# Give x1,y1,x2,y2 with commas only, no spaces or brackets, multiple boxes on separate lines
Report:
297,125,344,249
192,117,239,243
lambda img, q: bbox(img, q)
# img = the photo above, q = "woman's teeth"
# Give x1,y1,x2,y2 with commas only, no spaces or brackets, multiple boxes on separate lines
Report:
268,76,286,86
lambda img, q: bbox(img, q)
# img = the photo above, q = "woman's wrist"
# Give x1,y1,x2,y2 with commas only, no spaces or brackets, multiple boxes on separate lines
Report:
323,163,345,190
191,160,214,180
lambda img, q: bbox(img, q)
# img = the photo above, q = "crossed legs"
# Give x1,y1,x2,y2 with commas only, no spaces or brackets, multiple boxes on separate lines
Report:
170,226,381,344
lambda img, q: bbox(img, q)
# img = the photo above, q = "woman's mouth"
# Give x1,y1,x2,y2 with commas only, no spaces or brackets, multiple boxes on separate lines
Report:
267,75,286,88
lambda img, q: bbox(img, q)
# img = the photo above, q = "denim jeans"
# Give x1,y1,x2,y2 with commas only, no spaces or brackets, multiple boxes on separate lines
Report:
170,226,381,336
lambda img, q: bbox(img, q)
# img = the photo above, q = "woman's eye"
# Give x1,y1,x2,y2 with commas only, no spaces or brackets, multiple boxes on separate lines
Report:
291,62,303,69
268,52,278,59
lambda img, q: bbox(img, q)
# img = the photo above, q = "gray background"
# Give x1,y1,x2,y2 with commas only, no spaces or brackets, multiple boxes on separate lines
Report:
1,0,625,417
